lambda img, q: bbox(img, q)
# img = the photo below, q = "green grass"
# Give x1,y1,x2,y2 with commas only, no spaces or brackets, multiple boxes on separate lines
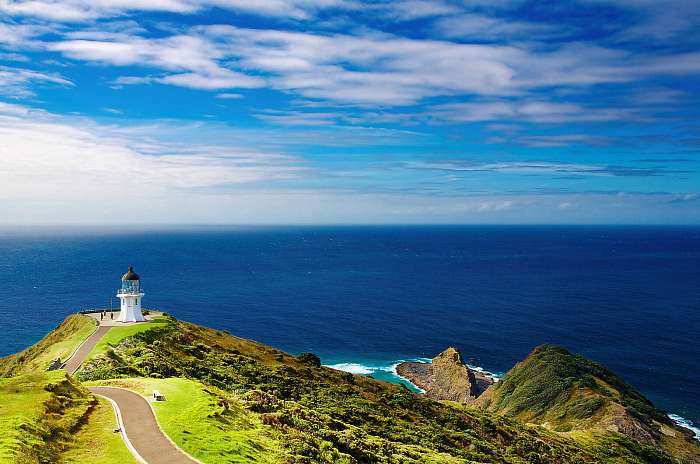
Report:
87,377,281,464
476,344,667,431
0,315,96,376
0,371,94,463
59,397,138,464
0,372,60,462
87,316,171,359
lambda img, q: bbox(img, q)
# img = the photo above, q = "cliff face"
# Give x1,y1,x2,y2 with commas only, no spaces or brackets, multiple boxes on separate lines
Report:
396,347,493,404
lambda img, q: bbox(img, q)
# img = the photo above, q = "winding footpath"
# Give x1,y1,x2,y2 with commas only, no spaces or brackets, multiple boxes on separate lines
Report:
65,314,200,464
89,386,200,464
63,326,112,374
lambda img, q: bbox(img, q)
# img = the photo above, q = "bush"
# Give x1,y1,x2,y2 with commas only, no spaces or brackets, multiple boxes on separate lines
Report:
296,352,321,367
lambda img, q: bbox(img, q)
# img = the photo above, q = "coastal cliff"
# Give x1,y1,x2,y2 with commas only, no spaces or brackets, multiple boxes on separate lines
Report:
476,344,700,463
396,347,493,404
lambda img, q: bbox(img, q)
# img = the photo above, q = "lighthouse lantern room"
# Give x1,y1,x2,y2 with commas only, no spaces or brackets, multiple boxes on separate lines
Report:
116,266,145,323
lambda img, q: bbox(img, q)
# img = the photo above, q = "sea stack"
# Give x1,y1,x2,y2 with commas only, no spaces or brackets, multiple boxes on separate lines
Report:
397,347,494,404
116,266,145,323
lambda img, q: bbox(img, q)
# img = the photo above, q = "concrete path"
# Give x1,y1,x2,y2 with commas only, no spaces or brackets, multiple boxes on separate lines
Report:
89,386,200,464
62,311,164,374
84,310,164,326
63,326,112,374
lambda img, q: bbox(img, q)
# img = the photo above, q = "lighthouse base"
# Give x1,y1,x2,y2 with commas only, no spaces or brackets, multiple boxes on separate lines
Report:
116,293,146,323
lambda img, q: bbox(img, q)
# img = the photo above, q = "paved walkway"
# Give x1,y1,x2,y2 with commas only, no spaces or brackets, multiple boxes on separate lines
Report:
85,310,164,326
63,311,164,374
89,386,200,464
63,326,112,374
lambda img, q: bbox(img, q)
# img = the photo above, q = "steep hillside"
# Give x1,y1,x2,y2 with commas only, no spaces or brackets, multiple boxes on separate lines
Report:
476,344,700,463
0,315,96,377
0,372,94,463
2,315,697,463
76,317,680,463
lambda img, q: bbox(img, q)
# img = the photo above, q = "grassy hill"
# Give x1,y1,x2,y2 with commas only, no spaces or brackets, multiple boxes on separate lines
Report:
0,315,96,377
0,372,92,463
476,344,700,463
75,317,689,463
1,316,698,463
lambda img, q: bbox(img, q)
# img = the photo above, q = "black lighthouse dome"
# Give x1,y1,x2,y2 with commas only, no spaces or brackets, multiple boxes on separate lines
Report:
122,266,140,281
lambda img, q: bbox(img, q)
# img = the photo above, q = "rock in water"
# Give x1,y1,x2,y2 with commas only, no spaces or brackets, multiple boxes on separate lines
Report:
396,347,493,404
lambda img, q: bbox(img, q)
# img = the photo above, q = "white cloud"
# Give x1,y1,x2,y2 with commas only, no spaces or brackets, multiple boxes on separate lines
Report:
0,102,305,209
427,100,638,124
41,24,700,105
50,32,265,90
215,92,243,99
378,0,460,21
0,65,72,97
434,13,561,41
0,0,357,22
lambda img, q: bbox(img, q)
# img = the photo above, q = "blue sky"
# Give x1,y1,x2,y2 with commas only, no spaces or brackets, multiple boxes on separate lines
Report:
0,0,699,224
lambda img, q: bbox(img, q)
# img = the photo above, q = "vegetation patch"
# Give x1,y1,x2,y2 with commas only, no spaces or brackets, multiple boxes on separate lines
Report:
59,396,138,464
87,377,282,464
0,371,94,463
0,315,96,376
78,319,690,463
86,316,173,360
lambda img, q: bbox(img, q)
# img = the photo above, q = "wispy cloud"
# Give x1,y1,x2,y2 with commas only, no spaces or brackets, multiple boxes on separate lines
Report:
406,160,687,177
0,65,72,97
36,24,700,105
0,0,358,22
434,13,563,41
0,102,305,201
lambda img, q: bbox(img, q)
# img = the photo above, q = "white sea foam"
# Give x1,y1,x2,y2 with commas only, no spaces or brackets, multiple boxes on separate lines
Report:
668,414,700,441
324,357,501,394
388,359,428,393
466,363,502,382
325,363,376,375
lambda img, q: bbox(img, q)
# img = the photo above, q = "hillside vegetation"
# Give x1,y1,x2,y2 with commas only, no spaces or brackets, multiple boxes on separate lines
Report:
76,317,689,463
87,377,282,464
0,372,93,463
58,396,138,464
476,344,700,463
0,315,95,377
1,315,698,463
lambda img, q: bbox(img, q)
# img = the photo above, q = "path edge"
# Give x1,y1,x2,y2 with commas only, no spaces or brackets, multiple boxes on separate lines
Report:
93,385,205,464
60,315,100,371
96,393,149,464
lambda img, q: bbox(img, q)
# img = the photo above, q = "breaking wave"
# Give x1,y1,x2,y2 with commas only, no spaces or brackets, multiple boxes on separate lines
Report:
668,414,700,441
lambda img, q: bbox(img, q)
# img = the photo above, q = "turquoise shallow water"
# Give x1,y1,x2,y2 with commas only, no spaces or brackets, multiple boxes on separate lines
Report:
0,225,698,434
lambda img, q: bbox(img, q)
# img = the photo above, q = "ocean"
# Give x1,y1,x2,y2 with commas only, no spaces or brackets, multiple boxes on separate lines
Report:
0,225,698,433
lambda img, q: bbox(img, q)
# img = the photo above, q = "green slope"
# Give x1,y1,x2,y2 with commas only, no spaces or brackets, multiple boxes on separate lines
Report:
0,372,93,463
2,314,698,464
0,315,96,377
476,344,700,463
58,397,138,464
86,315,171,359
87,377,281,463
77,318,691,464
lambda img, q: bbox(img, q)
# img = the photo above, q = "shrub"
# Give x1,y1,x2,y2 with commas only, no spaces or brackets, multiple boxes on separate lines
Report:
296,352,321,367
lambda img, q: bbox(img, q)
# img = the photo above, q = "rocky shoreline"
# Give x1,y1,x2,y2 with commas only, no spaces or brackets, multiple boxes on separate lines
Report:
396,347,494,405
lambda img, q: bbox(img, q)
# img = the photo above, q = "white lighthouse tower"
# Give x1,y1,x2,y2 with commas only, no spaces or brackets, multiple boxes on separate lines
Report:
116,266,145,323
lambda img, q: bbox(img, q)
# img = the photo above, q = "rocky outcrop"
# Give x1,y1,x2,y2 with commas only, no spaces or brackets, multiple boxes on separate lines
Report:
396,347,494,405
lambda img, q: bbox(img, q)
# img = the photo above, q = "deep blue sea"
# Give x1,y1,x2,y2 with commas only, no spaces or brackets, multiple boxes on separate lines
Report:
1,226,698,431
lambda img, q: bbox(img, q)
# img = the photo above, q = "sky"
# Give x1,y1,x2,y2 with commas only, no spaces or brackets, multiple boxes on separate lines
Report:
0,0,699,224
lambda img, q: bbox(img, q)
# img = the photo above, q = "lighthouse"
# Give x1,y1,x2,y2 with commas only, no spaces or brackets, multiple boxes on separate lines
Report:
116,266,145,323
